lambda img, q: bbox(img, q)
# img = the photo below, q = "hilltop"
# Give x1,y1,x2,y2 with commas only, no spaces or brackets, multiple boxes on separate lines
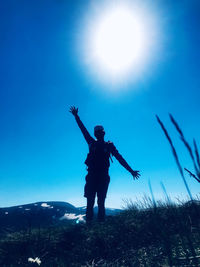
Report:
0,200,200,266
0,201,120,233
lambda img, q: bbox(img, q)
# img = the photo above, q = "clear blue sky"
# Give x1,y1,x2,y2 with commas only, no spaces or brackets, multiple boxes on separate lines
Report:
0,0,200,208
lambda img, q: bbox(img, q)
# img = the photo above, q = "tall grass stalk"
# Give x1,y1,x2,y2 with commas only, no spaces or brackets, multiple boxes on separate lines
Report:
156,115,193,201
193,139,200,174
160,181,171,204
184,168,200,183
148,179,157,208
169,114,200,180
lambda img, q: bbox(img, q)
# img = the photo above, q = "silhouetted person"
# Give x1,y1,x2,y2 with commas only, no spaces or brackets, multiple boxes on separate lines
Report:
69,106,140,223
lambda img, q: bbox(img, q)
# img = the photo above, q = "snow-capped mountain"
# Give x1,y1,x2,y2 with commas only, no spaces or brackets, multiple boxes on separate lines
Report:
0,201,121,231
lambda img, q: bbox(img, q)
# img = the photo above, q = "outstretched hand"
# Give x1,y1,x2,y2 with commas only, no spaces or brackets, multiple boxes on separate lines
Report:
69,106,78,116
131,170,140,180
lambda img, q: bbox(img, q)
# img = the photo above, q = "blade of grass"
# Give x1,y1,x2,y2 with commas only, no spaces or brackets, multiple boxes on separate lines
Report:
160,181,171,204
169,114,199,177
184,168,200,183
156,115,193,201
193,139,200,171
148,179,156,208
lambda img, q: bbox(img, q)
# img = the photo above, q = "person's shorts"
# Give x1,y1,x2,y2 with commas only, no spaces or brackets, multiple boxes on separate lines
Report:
84,172,110,199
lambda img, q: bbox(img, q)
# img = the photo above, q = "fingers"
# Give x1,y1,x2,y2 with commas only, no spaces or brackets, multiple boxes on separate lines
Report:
69,106,74,112
69,106,78,117
136,173,140,179
69,106,76,113
133,171,140,179
136,172,140,178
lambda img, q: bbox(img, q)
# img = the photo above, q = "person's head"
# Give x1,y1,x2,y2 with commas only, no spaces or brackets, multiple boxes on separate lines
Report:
94,125,105,141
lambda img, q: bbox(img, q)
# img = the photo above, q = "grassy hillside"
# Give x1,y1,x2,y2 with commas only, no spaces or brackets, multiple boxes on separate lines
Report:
0,199,200,266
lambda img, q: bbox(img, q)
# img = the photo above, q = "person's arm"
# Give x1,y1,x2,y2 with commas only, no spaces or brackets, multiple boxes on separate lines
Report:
109,142,140,179
69,106,94,145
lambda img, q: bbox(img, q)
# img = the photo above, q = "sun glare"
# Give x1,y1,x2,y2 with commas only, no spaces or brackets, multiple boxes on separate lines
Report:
92,8,145,75
81,1,159,86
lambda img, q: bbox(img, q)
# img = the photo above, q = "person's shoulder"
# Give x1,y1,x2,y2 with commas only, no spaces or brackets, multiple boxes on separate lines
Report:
88,139,96,147
106,140,113,145
107,141,116,150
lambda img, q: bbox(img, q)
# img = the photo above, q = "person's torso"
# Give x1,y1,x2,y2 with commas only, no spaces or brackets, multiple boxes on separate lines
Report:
85,141,111,172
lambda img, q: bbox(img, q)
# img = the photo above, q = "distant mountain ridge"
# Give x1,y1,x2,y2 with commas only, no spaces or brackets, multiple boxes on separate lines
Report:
0,201,121,232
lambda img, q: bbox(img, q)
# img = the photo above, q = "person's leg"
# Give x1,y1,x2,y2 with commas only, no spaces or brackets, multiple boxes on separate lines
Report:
97,196,106,222
84,173,96,223
97,177,110,222
86,196,95,222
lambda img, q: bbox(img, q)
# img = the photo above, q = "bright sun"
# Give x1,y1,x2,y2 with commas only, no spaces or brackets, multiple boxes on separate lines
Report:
92,7,145,76
82,2,158,85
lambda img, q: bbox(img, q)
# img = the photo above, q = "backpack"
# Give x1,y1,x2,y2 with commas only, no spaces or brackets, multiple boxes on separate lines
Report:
85,141,113,171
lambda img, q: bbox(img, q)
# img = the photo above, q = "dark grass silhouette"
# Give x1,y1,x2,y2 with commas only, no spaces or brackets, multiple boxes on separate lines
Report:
185,168,200,183
156,115,193,200
169,114,200,182
148,179,157,208
160,181,172,204
156,114,200,185
0,199,200,266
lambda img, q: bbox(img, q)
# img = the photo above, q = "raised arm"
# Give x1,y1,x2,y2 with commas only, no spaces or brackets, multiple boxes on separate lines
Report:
69,106,94,145
110,142,140,179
